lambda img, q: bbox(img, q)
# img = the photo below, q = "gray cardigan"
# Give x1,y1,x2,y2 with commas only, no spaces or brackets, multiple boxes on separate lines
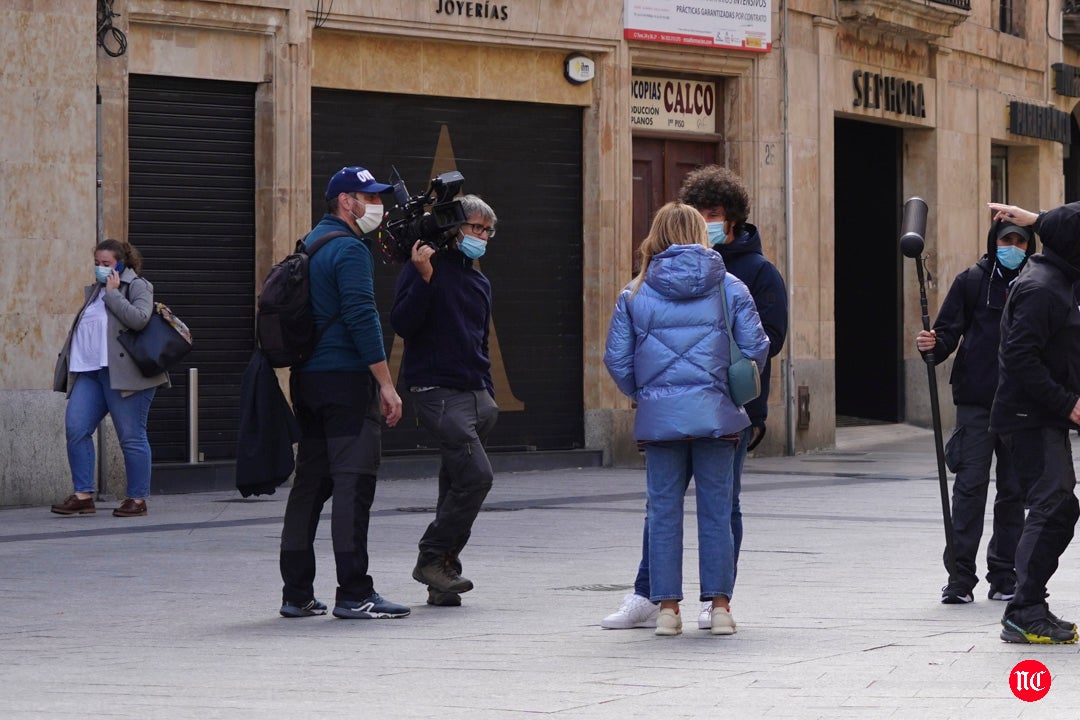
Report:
55,269,171,397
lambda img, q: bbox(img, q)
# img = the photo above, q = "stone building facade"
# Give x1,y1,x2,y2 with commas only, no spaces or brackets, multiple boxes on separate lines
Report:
1,0,1076,506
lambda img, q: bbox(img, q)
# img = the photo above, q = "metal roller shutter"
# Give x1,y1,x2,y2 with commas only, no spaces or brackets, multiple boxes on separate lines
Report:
311,89,585,452
128,75,256,463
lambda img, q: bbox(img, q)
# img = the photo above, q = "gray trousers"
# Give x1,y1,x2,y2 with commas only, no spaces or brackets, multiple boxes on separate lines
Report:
411,388,498,567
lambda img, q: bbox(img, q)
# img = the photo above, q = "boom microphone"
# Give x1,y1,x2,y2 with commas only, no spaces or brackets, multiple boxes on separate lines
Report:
899,196,928,258
898,195,958,587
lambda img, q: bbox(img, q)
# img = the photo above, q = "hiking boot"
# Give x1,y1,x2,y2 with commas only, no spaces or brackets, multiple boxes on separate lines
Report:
601,593,658,629
279,599,328,618
332,593,410,619
426,588,461,607
51,495,96,515
655,607,682,636
1001,610,1079,644
941,584,974,604
412,559,473,594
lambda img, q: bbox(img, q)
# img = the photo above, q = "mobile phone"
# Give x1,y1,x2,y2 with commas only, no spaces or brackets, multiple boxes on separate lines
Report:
114,262,125,275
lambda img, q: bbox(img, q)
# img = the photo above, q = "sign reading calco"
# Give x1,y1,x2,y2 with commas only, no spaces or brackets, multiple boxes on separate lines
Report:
631,76,717,134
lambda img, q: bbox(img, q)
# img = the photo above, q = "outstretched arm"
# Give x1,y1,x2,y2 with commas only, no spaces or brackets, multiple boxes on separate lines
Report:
988,203,1038,226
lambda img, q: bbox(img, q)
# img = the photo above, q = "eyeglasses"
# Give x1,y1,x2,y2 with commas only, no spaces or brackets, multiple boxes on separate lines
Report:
462,222,496,238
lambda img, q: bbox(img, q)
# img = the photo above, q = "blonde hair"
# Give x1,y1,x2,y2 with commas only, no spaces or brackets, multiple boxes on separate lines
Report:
630,202,708,296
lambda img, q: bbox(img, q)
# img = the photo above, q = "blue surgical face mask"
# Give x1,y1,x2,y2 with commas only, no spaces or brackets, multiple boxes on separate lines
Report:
706,222,727,246
459,235,487,259
94,265,112,284
996,245,1026,270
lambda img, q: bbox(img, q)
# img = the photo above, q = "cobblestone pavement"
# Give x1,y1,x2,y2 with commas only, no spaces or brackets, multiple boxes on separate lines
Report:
2,425,1077,719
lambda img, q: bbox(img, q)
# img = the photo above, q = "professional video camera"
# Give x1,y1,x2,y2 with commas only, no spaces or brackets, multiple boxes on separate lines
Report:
377,168,467,263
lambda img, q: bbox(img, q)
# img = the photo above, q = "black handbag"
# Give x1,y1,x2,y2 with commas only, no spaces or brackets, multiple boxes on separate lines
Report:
118,302,193,376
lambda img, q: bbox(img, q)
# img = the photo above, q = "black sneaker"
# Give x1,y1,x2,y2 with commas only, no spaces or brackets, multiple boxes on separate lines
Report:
1047,609,1078,632
941,585,974,604
987,580,1016,602
279,599,328,618
1001,615,1079,644
332,593,411,619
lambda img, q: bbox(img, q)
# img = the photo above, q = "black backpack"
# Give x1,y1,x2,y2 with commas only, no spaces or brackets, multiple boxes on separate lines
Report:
256,230,350,368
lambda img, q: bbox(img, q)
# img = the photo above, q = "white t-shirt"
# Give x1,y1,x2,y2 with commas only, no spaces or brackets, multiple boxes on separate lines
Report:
69,289,109,372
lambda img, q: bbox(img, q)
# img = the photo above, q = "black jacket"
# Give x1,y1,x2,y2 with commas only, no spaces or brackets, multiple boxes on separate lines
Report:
929,220,1033,409
713,223,788,427
235,349,300,497
390,247,493,395
990,205,1080,434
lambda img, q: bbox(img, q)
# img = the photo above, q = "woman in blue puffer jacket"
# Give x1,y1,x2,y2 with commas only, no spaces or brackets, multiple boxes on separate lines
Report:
604,201,768,637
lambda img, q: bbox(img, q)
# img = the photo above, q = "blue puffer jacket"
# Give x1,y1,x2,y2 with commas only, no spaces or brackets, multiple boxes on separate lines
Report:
604,244,769,442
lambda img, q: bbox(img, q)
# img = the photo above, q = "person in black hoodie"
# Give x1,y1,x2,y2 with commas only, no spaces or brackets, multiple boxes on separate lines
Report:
915,221,1034,605
985,200,1080,644
391,194,499,608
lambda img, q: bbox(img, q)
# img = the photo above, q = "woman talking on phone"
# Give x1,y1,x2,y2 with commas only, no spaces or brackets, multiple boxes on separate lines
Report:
51,239,169,517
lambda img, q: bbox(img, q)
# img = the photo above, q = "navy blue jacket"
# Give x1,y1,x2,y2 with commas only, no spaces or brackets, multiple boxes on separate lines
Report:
712,223,788,426
927,220,1033,409
391,247,493,394
991,205,1080,434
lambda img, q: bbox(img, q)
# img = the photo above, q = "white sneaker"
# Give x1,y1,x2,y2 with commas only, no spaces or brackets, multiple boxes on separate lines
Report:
698,601,713,630
601,593,659,629
655,607,682,636
711,606,736,635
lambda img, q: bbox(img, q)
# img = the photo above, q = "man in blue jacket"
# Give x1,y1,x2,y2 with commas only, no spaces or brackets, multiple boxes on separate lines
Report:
391,195,499,608
915,221,1033,605
278,166,407,621
602,166,789,631
985,201,1080,644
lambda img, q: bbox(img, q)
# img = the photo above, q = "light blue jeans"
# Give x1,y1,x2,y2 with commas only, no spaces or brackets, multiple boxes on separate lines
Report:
65,368,155,499
646,437,736,602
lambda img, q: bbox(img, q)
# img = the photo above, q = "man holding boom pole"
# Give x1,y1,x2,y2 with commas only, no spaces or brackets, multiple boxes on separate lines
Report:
915,221,1033,605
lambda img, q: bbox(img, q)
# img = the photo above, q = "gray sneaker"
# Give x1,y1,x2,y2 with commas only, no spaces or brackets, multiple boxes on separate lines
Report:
279,599,328,618
332,593,411,619
412,559,474,594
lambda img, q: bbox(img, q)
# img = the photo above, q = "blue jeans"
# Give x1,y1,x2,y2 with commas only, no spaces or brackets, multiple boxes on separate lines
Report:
633,426,750,600
65,369,155,498
645,437,736,603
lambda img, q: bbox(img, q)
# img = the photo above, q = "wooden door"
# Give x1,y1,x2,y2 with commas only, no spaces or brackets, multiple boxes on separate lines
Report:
631,139,718,275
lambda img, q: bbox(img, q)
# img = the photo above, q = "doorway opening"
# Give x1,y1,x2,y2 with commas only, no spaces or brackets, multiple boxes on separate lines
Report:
833,117,903,424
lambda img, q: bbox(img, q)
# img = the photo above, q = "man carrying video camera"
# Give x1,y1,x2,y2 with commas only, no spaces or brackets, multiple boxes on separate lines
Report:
390,195,499,607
